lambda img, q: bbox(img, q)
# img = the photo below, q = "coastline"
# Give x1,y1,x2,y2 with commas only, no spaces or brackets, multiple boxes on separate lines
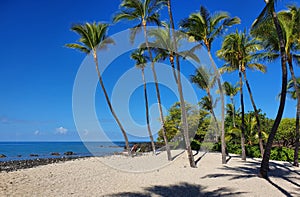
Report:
0,141,164,172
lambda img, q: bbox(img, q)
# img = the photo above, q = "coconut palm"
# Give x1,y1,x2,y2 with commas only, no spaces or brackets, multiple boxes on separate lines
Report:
191,67,220,142
287,78,300,167
218,30,266,160
252,0,289,179
113,0,172,161
147,22,201,167
180,6,240,164
164,0,197,167
130,48,156,154
252,5,300,167
223,82,239,127
65,22,130,153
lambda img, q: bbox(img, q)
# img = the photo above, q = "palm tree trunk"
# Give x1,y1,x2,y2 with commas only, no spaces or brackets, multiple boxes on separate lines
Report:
169,55,178,84
294,102,299,167
239,68,246,161
243,72,264,157
142,21,172,161
239,66,246,161
259,3,288,178
166,0,195,167
230,96,236,127
287,58,299,167
141,69,156,154
93,51,130,154
207,90,220,142
207,51,226,164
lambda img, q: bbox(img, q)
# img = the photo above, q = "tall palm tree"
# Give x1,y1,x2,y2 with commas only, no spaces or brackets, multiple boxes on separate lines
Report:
252,1,292,177
191,67,220,142
147,23,201,167
223,81,239,127
180,6,240,164
66,22,130,153
113,0,172,161
218,31,266,159
164,0,196,167
130,48,156,154
287,78,300,167
252,5,300,167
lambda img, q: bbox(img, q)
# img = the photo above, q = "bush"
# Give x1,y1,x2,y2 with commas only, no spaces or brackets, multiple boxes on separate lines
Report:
191,140,201,151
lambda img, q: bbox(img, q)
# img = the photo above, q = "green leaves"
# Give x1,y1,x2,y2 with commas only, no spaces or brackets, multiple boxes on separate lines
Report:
180,6,240,51
66,22,113,54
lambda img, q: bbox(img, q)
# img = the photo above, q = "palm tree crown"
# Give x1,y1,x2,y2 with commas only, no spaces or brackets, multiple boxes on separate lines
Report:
218,30,266,74
113,0,164,41
66,22,113,54
180,6,240,51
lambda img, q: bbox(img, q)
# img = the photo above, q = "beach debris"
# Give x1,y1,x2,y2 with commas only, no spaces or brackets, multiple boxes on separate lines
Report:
51,152,60,156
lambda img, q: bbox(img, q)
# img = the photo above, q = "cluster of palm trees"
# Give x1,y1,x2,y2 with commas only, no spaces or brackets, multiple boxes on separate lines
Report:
66,0,299,179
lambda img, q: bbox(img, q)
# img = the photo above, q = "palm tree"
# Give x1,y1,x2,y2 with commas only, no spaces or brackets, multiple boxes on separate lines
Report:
252,1,292,177
180,6,240,164
218,30,266,158
130,48,156,154
223,82,239,127
252,5,300,167
165,0,197,167
66,22,130,153
287,78,300,167
113,0,172,161
191,67,220,142
147,23,201,167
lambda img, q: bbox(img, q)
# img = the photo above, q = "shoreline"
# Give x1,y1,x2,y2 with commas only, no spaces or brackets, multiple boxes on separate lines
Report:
0,141,165,172
0,156,91,172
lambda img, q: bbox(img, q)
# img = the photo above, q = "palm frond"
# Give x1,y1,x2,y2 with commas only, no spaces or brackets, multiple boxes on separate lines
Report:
65,43,90,53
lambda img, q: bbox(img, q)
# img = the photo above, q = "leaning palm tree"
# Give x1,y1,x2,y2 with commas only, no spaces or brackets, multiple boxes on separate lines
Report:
287,78,300,167
223,81,239,127
130,48,156,154
66,22,130,153
180,6,240,164
252,1,292,177
164,0,197,167
113,0,172,161
252,5,300,167
147,22,201,167
191,67,220,142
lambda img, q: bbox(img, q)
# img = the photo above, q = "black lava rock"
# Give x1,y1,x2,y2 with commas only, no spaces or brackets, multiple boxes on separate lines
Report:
0,154,6,158
64,151,74,156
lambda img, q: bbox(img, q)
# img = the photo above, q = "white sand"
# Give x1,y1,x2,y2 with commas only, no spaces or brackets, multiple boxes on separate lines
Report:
0,150,299,197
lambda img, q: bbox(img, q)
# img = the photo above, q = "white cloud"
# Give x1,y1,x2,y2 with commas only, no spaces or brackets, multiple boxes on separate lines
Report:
34,130,40,135
56,126,68,134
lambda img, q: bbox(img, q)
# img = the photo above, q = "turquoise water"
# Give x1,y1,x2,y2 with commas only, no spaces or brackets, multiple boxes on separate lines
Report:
0,141,125,161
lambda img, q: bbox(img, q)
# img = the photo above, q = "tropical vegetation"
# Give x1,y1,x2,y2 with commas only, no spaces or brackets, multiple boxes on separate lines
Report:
67,0,300,179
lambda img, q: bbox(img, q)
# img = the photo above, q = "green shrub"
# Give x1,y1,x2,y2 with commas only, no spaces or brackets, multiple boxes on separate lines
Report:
200,142,215,151
191,140,201,151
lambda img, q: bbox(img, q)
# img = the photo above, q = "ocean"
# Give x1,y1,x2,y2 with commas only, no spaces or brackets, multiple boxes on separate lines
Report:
0,141,126,161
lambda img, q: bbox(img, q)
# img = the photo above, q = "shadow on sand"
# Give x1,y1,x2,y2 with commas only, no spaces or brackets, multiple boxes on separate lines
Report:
108,182,246,197
202,156,299,197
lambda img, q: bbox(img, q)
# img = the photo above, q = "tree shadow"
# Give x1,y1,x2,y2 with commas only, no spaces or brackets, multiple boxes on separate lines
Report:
108,182,246,197
195,152,207,166
202,159,299,196
171,150,185,161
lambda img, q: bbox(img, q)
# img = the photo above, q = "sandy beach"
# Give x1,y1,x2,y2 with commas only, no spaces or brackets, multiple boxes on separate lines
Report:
0,150,299,197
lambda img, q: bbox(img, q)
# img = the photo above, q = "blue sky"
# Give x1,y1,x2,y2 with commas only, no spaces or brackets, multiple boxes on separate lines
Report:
0,0,298,141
